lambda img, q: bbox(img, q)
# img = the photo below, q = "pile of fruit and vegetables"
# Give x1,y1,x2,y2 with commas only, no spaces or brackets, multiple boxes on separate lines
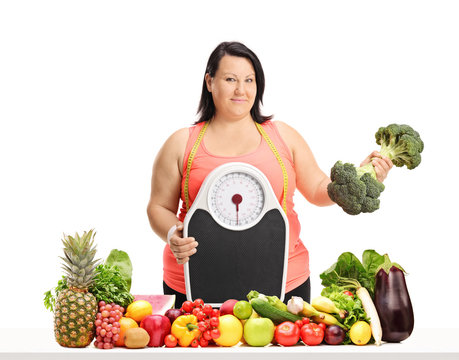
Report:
44,229,414,349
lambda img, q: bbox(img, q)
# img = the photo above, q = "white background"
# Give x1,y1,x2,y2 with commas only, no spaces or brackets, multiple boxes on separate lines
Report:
1,0,458,330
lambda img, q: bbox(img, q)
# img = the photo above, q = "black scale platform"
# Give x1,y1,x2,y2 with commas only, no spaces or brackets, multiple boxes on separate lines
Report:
186,208,287,303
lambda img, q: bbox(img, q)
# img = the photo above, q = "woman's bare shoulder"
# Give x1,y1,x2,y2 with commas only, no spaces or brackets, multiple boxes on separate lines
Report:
272,120,308,159
156,127,190,173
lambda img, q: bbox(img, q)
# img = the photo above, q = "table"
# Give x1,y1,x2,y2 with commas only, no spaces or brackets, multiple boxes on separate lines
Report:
1,328,458,360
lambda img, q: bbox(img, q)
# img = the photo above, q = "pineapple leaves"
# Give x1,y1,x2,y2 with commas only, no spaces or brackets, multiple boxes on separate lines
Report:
45,230,134,312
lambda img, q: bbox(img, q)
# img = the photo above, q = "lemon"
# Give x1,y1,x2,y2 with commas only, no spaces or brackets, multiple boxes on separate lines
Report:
349,321,372,345
214,315,243,347
125,300,153,323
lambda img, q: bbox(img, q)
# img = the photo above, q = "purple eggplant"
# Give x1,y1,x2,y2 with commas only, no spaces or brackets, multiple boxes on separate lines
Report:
374,261,414,343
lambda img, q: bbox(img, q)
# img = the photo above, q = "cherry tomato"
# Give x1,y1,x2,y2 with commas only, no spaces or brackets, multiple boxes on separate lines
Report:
211,309,220,318
191,339,199,348
274,321,301,346
295,320,303,329
197,311,207,321
210,328,221,339
300,323,324,346
181,300,194,314
318,322,327,331
164,334,177,348
302,317,310,325
192,307,201,317
343,290,354,298
193,298,205,308
202,304,213,316
210,317,219,327
203,330,212,341
199,336,209,347
198,321,208,332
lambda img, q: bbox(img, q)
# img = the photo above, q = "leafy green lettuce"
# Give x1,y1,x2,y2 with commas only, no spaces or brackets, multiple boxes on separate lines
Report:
320,249,385,297
105,249,133,291
321,284,370,344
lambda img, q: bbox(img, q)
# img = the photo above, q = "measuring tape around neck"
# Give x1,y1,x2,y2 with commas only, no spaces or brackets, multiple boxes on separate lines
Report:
184,121,288,213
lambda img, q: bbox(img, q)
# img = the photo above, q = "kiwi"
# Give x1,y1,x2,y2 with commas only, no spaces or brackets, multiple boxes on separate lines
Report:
124,327,150,348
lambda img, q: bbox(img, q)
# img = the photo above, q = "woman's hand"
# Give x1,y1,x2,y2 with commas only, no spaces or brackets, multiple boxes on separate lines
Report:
167,222,199,265
361,151,393,182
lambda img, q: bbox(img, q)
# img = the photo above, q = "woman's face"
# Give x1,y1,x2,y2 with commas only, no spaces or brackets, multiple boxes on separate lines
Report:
205,55,257,121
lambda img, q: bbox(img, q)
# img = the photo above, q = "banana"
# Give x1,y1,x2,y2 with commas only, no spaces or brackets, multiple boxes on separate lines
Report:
312,311,348,330
312,296,348,319
299,301,322,318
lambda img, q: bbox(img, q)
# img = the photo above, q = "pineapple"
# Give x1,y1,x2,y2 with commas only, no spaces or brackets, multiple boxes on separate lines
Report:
54,229,100,347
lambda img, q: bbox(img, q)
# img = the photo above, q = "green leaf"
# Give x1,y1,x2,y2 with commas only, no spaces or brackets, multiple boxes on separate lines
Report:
105,249,133,291
362,250,385,276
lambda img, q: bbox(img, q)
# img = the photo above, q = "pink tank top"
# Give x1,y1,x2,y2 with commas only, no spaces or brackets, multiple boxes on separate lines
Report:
163,120,310,294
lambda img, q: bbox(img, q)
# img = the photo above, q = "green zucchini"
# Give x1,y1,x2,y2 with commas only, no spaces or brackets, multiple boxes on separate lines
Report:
250,298,302,324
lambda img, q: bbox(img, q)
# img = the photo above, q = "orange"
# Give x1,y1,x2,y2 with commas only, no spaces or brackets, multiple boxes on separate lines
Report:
115,317,139,347
125,300,153,323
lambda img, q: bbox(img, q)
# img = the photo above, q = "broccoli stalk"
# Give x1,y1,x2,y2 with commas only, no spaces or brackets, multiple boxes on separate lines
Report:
328,124,424,215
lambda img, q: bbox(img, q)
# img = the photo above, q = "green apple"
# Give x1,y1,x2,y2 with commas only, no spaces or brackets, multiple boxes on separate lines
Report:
243,318,275,346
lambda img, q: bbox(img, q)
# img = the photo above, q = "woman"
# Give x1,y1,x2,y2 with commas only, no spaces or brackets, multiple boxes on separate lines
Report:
147,41,392,306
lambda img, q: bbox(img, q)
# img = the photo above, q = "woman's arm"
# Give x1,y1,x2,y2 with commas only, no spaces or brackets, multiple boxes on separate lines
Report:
147,128,198,264
275,121,334,206
275,121,393,207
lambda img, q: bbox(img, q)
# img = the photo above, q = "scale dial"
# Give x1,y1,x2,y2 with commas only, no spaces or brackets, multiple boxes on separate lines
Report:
208,171,265,228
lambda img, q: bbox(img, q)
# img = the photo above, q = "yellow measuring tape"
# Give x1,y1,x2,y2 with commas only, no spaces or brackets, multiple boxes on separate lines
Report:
184,121,288,214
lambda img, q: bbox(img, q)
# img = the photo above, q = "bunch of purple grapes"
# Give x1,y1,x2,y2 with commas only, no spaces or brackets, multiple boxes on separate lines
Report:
93,301,124,349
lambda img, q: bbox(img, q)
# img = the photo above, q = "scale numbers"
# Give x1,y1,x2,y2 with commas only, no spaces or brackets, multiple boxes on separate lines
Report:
209,172,265,227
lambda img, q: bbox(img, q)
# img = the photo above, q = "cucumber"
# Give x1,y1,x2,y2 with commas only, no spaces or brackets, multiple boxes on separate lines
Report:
250,298,302,324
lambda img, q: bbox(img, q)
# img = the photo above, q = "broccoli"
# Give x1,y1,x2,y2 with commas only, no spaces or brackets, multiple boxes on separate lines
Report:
375,124,424,170
328,124,423,215
328,161,385,215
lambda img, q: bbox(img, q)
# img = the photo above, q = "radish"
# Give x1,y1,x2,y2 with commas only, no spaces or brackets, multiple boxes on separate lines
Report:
356,287,382,346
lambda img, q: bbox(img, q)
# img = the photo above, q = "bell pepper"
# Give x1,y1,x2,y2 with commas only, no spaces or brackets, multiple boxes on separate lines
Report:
171,314,201,347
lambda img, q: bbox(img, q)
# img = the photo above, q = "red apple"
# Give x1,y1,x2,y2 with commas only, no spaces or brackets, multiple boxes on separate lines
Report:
219,299,238,316
140,315,171,347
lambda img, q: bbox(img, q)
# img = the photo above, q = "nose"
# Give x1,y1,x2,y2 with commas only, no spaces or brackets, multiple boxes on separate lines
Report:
234,80,245,95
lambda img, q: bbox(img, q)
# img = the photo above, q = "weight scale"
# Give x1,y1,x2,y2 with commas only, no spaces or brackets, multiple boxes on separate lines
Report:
183,162,289,307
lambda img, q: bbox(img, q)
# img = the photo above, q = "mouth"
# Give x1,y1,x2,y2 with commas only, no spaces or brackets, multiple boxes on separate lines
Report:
231,99,247,103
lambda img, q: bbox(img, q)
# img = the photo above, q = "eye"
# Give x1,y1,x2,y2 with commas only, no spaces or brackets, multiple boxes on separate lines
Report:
226,77,236,82
246,78,254,83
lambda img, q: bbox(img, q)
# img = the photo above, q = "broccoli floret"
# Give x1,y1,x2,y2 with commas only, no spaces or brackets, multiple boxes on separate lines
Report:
328,161,385,215
328,123,423,215
375,124,424,169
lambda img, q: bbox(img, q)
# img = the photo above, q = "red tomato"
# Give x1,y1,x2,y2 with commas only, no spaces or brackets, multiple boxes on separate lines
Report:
181,301,193,314
317,322,327,331
300,323,324,346
343,290,354,298
192,307,201,317
191,339,199,348
164,334,177,348
274,321,301,346
302,317,310,325
202,304,213,316
193,298,205,308
295,320,303,329
199,336,209,347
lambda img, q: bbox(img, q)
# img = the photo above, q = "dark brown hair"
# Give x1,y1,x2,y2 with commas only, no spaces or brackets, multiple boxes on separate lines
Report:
195,41,273,124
